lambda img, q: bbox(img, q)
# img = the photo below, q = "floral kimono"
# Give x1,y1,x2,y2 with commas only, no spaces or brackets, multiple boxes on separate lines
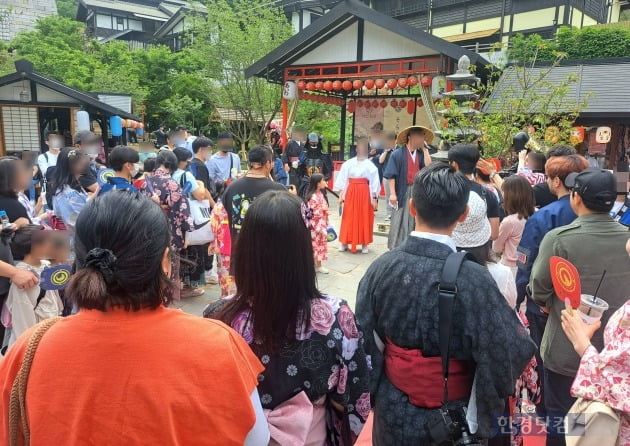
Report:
147,168,192,252
307,191,330,262
571,299,630,445
211,295,371,445
209,201,234,297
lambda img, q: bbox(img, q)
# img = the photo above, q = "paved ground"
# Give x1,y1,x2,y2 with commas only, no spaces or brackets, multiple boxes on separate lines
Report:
173,194,391,315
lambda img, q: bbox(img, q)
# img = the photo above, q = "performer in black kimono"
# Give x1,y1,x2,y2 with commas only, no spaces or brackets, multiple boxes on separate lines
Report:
356,163,536,446
298,133,332,199
282,127,306,188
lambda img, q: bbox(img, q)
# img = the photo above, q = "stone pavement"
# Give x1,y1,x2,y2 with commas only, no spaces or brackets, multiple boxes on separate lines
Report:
173,193,391,316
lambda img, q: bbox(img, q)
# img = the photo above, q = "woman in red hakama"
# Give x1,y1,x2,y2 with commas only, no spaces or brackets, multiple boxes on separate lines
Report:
335,137,381,254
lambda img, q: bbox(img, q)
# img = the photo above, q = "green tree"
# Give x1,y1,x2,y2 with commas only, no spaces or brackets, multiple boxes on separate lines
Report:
7,16,214,130
158,94,204,129
55,0,79,19
294,101,350,148
10,16,98,91
441,45,588,157
191,0,293,151
557,26,630,59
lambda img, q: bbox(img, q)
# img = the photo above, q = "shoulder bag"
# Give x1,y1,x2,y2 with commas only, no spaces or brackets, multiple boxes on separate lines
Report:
565,398,620,446
9,317,61,446
179,173,213,246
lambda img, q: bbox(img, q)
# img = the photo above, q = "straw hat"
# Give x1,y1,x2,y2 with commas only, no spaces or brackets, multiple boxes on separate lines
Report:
396,125,434,146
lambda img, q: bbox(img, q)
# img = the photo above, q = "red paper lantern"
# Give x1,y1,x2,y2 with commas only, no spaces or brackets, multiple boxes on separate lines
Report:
323,80,333,91
375,79,385,89
372,99,379,108
297,80,306,90
398,78,408,88
348,100,355,113
357,99,364,107
352,79,363,90
391,99,398,108
332,80,342,91
380,99,388,108
407,100,415,115
364,79,375,89
365,100,372,109
342,80,353,91
399,99,407,108
416,99,424,107
387,79,398,90
306,82,316,91
315,81,324,90
420,75,432,87
408,76,418,87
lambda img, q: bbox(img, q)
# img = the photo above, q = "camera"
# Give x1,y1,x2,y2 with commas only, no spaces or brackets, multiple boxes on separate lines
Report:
427,406,483,446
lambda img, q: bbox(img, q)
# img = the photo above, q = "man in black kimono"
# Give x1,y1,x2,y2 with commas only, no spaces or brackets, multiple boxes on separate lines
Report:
297,132,332,198
356,163,536,445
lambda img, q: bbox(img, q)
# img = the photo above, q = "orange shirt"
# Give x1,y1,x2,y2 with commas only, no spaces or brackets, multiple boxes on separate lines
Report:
0,306,263,445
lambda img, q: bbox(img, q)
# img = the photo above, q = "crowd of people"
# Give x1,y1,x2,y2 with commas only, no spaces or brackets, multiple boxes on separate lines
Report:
0,122,627,446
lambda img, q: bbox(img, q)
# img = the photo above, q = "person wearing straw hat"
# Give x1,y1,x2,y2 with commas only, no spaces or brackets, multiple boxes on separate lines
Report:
530,168,630,446
383,125,433,250
335,137,381,254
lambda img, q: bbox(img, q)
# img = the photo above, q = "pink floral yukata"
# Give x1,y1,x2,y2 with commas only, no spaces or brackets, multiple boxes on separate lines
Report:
570,299,630,445
307,190,330,263
209,201,235,297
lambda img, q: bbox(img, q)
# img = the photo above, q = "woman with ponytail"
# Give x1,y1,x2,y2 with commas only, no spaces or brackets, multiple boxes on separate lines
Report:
0,191,269,445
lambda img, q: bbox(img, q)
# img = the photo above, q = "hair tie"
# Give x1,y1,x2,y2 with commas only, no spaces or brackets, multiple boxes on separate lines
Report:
85,248,117,284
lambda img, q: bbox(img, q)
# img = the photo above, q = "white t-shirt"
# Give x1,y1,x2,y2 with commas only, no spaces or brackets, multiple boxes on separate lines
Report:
487,262,517,309
37,151,59,178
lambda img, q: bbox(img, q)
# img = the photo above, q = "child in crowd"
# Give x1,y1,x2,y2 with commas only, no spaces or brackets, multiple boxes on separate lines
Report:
48,230,72,316
492,175,536,278
305,174,330,274
209,182,234,297
2,225,63,349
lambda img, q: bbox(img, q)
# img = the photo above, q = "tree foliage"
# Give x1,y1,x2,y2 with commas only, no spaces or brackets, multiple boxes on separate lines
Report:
509,26,630,62
441,43,588,157
5,16,213,130
294,101,351,148
55,0,79,19
191,0,293,150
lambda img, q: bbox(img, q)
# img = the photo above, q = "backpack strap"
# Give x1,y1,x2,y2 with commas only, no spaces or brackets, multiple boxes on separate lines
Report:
438,251,474,405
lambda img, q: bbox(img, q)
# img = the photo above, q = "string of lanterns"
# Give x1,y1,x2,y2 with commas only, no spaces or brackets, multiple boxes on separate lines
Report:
296,75,433,92
347,98,424,114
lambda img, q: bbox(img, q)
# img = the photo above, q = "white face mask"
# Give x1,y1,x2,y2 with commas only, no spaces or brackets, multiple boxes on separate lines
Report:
130,163,142,177
48,138,62,150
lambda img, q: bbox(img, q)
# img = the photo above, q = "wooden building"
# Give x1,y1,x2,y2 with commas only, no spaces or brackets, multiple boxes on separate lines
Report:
0,59,139,157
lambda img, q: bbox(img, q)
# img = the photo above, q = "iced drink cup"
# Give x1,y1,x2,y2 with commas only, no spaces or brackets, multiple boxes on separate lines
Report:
577,294,609,325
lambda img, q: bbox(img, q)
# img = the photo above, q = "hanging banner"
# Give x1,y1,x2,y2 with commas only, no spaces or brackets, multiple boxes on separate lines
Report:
354,103,385,138
383,103,414,136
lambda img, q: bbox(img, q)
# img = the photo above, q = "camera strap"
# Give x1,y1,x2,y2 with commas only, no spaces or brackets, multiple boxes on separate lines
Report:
438,251,472,406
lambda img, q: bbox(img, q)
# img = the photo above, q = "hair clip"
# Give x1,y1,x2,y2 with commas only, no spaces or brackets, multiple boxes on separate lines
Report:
301,202,314,229
68,149,78,158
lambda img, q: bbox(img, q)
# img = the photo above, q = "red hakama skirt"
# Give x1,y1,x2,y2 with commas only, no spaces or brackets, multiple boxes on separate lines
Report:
340,178,374,253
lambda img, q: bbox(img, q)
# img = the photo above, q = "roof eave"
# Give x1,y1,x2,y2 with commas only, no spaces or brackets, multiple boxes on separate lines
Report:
245,0,489,79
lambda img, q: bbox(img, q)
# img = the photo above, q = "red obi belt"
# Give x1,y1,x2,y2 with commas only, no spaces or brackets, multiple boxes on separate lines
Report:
384,338,474,408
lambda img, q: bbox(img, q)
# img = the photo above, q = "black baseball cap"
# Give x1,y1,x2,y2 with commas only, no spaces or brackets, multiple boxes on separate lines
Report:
565,168,616,212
